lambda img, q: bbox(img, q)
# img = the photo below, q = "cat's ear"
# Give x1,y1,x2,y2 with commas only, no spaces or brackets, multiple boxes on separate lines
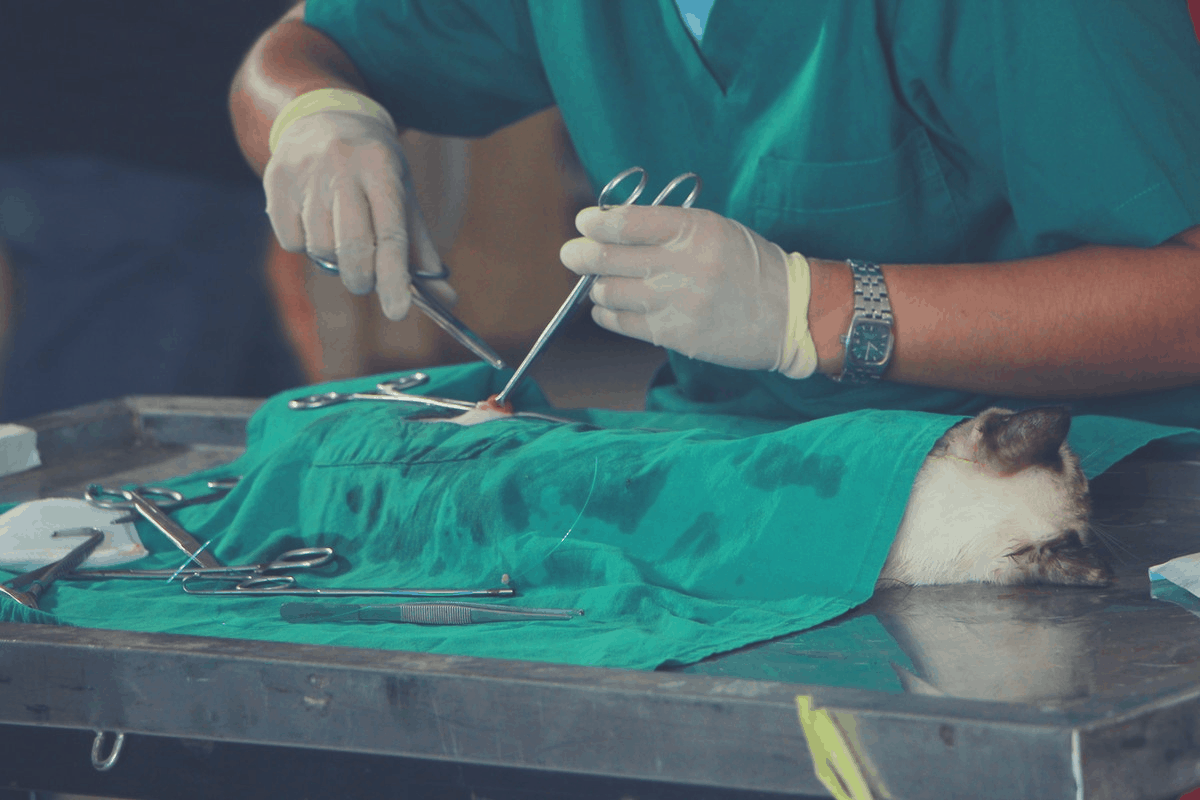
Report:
978,406,1071,474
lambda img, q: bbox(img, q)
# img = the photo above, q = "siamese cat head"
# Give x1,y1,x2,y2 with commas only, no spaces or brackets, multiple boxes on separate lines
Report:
880,407,1110,587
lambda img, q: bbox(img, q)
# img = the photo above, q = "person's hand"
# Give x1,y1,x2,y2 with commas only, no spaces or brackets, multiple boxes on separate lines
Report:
559,205,817,378
264,106,454,320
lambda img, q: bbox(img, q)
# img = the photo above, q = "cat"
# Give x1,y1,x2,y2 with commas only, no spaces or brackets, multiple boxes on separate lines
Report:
422,403,1112,588
879,406,1111,588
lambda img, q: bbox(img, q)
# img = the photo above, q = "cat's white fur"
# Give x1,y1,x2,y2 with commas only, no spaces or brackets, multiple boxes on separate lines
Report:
880,407,1103,587
881,451,1086,585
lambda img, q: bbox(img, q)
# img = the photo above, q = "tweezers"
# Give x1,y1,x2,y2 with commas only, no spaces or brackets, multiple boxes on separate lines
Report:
280,601,584,624
308,255,506,369
180,574,516,598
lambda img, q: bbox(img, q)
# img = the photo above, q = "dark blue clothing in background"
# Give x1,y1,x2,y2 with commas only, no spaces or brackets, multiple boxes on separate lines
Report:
0,158,303,421
0,1,304,421
0,0,283,190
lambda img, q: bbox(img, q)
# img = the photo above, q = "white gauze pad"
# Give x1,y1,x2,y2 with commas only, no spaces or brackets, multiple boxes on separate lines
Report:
0,498,147,570
0,424,40,478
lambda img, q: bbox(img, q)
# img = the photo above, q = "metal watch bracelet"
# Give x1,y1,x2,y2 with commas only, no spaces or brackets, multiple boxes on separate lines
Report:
835,260,895,383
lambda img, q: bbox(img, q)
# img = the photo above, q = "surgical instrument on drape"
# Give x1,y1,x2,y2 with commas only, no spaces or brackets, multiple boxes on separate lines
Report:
492,167,702,407
280,601,583,624
111,476,241,524
64,547,336,581
288,375,580,423
288,378,477,412
308,255,506,370
85,484,222,569
180,573,516,598
0,529,105,609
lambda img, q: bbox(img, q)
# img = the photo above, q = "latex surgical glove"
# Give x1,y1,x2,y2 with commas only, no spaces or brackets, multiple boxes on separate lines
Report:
559,205,818,378
263,92,454,320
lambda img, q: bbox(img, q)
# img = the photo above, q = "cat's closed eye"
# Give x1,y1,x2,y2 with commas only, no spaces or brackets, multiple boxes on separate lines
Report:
879,406,1111,587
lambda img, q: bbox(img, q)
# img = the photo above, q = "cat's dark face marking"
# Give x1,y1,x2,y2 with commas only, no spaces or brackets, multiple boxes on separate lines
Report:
882,407,1112,587
977,406,1071,475
1003,525,1111,586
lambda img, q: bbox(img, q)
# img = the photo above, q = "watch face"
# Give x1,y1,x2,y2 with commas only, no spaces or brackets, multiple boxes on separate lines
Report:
848,320,893,366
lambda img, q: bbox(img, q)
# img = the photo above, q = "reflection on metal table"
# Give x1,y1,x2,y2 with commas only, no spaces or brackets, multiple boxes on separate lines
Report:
1,396,1200,799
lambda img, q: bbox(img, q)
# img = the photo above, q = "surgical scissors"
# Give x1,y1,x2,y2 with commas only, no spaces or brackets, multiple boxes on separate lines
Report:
180,573,516,598
308,256,507,370
493,167,702,407
65,547,336,581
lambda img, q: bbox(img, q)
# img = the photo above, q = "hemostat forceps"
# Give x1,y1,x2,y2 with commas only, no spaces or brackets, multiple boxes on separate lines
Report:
308,255,506,370
493,167,702,407
0,529,105,609
289,379,477,413
66,547,336,581
180,573,516,598
287,373,440,410
111,476,241,524
85,484,223,569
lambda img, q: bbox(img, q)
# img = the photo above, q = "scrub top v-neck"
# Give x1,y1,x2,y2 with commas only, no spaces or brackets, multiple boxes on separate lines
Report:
304,0,1200,427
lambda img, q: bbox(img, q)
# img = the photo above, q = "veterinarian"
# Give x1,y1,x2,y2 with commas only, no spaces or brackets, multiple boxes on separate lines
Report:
232,0,1200,427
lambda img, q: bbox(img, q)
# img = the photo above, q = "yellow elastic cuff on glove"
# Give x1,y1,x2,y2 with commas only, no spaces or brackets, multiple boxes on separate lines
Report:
777,252,819,380
268,88,397,154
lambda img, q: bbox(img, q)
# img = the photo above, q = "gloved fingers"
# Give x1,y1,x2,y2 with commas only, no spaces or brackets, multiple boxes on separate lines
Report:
574,204,701,246
590,305,657,347
560,237,667,279
590,276,669,314
409,214,458,307
365,175,413,320
262,163,307,253
300,188,338,265
331,186,377,296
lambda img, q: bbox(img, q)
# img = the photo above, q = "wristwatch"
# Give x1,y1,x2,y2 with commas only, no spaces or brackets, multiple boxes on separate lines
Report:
835,260,895,383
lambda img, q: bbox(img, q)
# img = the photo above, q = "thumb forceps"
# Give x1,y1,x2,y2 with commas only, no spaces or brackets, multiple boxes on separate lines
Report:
492,167,702,407
308,256,506,370
180,573,516,598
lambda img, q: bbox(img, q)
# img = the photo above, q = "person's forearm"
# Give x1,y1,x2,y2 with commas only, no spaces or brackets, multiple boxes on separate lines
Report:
807,225,1200,397
229,1,375,176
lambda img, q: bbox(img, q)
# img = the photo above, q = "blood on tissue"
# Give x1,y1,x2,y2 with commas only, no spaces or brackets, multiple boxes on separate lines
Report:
477,394,514,414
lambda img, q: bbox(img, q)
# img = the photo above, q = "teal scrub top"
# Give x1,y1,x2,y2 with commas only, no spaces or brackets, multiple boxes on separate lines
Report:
304,0,1200,426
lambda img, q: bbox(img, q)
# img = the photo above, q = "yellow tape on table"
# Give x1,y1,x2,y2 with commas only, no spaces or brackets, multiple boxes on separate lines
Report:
795,695,879,800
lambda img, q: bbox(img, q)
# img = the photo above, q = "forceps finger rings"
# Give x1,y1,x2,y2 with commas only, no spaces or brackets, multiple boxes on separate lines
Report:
287,373,430,410
111,476,242,524
288,374,479,413
86,485,184,509
491,166,702,407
